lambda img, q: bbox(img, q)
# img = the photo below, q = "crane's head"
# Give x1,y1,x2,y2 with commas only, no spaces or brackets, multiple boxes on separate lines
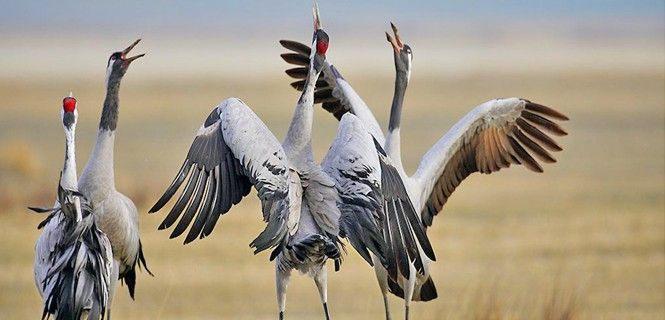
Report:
62,93,77,130
310,2,329,74
105,39,145,86
386,22,412,84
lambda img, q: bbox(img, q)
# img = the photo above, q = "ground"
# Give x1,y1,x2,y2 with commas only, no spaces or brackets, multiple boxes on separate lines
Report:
0,69,662,319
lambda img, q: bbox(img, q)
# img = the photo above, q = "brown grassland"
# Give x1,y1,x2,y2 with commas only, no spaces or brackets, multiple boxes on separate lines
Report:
0,69,663,319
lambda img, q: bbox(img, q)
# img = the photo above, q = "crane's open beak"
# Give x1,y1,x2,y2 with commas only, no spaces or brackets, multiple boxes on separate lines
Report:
386,22,404,52
121,39,146,63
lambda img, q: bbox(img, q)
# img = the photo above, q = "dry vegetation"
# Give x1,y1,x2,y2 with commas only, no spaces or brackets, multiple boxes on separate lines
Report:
0,69,662,319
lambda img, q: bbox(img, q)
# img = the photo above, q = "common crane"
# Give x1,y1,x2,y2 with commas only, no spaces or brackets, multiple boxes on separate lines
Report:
32,94,113,320
78,40,152,318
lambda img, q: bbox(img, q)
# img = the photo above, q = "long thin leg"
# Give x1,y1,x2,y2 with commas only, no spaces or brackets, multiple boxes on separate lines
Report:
313,265,330,320
276,266,292,320
372,255,392,320
106,259,120,320
403,263,417,320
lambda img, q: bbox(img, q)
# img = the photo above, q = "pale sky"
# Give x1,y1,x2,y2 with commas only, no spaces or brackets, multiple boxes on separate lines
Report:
1,0,662,32
0,1,662,80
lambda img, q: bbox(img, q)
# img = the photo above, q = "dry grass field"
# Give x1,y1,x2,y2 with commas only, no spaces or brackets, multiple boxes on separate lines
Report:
0,62,663,318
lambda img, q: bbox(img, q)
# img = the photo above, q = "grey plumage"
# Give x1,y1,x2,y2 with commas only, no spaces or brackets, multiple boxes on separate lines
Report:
31,182,113,320
150,100,295,255
151,7,354,318
282,23,568,320
321,114,434,281
77,40,151,317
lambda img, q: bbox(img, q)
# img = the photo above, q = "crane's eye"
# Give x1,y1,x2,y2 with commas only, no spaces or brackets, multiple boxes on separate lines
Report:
404,46,413,60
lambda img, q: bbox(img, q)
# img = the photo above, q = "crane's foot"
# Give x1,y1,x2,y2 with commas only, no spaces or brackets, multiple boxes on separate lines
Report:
279,311,284,320
404,305,409,320
323,302,330,320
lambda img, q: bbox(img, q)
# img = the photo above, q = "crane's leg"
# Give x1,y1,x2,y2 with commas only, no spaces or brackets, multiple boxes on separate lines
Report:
106,259,120,320
276,266,292,320
403,263,417,320
372,256,392,320
313,265,330,320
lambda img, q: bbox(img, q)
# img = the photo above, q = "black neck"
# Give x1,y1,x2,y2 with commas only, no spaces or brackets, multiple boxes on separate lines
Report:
100,75,122,131
388,72,408,131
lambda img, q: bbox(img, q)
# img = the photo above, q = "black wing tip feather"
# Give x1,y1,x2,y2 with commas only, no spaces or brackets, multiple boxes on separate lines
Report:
279,39,311,55
376,140,437,271
523,100,570,121
339,206,385,267
153,119,252,244
28,206,53,213
149,159,192,214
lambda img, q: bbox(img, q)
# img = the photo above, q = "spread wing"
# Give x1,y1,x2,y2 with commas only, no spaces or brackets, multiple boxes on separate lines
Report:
150,98,300,257
322,114,435,280
413,98,569,228
280,39,386,146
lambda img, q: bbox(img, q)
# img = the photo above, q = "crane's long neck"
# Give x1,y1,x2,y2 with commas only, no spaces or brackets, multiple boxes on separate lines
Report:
100,76,121,131
385,71,408,174
61,124,78,191
80,77,121,193
283,66,319,166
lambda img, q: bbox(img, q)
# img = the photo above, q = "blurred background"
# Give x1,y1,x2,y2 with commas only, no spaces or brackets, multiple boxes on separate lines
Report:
0,1,663,319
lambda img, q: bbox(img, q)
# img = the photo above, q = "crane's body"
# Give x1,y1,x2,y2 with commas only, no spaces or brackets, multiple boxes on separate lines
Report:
150,9,341,319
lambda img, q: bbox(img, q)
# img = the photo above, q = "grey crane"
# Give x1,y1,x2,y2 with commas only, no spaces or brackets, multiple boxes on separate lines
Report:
150,7,337,319
77,40,152,318
32,94,113,320
281,23,569,320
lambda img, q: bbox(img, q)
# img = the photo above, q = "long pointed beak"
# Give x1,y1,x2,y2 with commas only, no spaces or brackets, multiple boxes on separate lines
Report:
390,22,404,48
313,2,322,30
390,21,404,48
123,39,141,55
386,33,400,53
125,53,146,63
122,39,146,63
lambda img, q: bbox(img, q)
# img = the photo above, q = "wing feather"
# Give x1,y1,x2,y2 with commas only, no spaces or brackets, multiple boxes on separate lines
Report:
414,98,568,228
323,114,434,280
322,115,384,266
150,98,297,254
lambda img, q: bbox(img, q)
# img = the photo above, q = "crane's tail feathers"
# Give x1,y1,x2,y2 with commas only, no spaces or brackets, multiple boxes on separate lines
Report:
417,275,438,301
386,275,438,302
120,240,153,300
387,276,405,299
